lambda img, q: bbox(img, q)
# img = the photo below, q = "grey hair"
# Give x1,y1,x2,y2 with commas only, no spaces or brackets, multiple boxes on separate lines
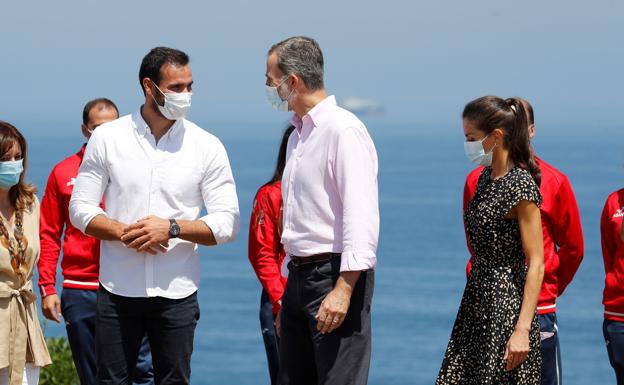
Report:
268,36,324,91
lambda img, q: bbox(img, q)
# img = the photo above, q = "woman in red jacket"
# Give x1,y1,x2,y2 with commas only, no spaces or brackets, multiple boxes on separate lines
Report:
248,125,294,385
600,189,624,384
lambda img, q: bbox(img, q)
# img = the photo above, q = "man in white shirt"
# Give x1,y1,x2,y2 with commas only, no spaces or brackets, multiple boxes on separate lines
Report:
265,36,379,385
69,47,239,385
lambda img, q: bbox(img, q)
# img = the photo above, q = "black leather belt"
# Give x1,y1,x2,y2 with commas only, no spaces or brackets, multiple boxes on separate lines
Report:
290,253,340,266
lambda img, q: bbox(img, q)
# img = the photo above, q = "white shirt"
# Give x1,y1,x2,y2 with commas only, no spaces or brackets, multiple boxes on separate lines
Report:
281,95,379,274
69,110,240,299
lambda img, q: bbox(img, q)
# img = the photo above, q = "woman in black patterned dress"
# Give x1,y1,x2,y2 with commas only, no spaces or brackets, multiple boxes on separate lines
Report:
436,96,545,385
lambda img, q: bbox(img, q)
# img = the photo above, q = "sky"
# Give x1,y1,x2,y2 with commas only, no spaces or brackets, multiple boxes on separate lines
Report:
0,0,622,130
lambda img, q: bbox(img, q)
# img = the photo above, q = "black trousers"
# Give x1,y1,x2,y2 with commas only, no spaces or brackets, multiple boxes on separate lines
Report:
95,286,200,385
277,257,374,385
61,288,154,385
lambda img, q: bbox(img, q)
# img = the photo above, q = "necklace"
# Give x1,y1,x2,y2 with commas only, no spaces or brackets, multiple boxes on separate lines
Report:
0,210,27,280
490,162,516,181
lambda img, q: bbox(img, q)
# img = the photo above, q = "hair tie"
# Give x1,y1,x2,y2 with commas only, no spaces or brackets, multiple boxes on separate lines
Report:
509,104,517,114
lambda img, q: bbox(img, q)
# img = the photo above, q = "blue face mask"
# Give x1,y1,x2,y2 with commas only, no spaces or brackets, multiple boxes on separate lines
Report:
464,135,496,166
265,76,293,112
0,160,23,189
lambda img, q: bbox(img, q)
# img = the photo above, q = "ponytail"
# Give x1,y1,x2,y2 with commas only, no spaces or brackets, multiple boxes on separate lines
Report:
504,98,541,186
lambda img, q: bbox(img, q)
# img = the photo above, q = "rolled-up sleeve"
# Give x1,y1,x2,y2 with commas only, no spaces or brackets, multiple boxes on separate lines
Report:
334,126,379,272
69,131,108,233
199,140,240,244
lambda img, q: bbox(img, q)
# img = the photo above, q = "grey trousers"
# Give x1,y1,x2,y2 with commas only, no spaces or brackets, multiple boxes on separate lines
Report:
277,256,374,385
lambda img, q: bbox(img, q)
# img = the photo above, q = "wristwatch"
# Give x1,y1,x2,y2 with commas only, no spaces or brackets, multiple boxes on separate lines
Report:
168,219,180,239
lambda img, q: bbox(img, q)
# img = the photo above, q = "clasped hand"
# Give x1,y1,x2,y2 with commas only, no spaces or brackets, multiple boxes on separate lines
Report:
120,215,170,254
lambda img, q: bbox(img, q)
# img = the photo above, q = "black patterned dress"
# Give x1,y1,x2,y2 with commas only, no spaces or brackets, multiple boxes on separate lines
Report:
436,167,542,385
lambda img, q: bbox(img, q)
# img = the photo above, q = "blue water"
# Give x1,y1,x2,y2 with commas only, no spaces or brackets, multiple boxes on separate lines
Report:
23,119,621,384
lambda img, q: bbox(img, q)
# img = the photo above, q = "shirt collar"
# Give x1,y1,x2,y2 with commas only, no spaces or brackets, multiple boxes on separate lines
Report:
289,95,337,132
132,107,184,140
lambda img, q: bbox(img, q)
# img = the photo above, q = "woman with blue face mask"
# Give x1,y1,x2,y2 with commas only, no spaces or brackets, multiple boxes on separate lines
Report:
0,121,51,385
436,97,544,385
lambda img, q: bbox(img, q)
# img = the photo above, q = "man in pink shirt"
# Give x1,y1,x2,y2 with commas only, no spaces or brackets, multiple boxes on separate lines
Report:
265,36,379,385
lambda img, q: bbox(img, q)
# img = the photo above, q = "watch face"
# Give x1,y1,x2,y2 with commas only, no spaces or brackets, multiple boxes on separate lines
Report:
170,220,181,237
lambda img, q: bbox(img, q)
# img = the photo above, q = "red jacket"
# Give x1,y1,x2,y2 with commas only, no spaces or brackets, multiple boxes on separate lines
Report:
464,157,584,314
600,189,624,322
248,181,287,315
38,145,101,297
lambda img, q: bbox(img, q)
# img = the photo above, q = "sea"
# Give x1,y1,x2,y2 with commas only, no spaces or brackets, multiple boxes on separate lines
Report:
21,118,621,385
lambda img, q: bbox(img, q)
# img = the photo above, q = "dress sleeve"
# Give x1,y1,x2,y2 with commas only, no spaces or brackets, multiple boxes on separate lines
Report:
500,169,542,217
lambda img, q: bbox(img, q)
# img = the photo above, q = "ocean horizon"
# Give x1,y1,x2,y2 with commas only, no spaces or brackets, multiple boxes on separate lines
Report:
25,119,621,384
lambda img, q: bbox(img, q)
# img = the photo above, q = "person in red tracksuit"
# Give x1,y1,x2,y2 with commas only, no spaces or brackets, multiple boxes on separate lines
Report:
37,98,153,385
463,99,583,385
600,189,624,385
248,125,294,385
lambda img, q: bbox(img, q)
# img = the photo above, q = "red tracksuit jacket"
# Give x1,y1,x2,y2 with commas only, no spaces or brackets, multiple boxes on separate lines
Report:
38,145,101,297
464,156,584,314
248,181,287,315
600,189,624,322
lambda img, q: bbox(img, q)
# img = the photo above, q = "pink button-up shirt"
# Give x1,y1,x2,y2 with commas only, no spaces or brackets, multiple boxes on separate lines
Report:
281,95,379,273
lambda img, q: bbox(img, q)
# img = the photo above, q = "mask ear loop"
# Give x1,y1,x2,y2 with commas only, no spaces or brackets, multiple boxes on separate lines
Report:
149,79,166,108
150,79,166,96
283,85,295,103
276,75,289,88
483,134,497,155
278,75,296,103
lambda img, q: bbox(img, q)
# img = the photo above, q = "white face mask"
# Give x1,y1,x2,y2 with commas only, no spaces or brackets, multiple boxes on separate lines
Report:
152,82,192,120
265,77,293,112
464,134,495,166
